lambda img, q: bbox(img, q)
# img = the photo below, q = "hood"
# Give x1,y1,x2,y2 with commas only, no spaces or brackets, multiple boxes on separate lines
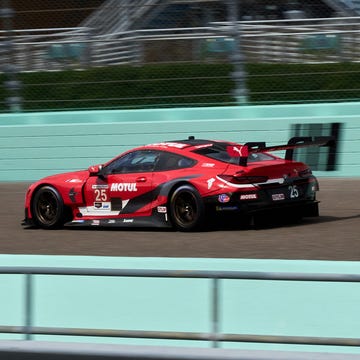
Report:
32,170,90,188
42,169,89,183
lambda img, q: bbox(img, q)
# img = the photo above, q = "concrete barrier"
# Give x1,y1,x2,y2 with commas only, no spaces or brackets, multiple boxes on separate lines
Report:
1,102,359,181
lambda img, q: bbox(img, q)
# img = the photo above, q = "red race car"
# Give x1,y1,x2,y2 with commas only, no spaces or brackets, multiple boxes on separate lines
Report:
22,136,333,231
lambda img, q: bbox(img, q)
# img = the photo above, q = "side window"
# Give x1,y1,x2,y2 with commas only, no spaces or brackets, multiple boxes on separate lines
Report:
105,150,160,174
155,152,196,171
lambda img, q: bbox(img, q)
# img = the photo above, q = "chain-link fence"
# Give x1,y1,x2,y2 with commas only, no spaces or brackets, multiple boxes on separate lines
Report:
1,0,360,112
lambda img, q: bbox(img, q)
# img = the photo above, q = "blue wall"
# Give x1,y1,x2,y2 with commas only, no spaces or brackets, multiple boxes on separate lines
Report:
1,102,359,181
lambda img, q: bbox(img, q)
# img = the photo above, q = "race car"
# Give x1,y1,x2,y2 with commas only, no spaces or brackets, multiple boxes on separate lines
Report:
22,136,334,231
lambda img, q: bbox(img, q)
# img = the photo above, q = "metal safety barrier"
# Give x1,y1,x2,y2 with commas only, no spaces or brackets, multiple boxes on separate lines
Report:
0,266,360,348
1,340,360,360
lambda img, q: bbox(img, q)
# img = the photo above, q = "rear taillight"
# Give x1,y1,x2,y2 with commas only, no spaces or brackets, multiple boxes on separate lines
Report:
218,175,268,184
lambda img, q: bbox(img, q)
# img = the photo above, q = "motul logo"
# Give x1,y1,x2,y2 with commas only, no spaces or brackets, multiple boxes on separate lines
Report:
240,194,258,200
111,183,138,192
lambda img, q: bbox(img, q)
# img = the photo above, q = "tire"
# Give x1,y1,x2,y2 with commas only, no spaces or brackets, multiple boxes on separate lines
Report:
169,185,205,231
31,186,66,229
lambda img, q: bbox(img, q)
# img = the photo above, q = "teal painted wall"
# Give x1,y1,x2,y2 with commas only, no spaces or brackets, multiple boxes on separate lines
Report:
0,102,359,181
1,255,360,354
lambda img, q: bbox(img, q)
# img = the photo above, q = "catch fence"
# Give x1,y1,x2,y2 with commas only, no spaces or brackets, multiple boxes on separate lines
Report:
1,2,360,111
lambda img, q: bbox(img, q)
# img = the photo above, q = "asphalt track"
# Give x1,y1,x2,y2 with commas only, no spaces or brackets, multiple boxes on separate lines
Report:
0,179,359,260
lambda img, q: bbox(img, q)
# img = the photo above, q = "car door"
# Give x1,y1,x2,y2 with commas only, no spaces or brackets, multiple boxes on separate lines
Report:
83,150,159,218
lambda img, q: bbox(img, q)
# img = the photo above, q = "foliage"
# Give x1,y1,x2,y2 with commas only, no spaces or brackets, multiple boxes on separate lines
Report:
1,62,360,112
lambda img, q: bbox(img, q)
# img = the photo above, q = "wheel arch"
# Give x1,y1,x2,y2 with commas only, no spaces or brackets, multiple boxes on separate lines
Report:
29,183,72,222
166,181,206,231
166,180,198,205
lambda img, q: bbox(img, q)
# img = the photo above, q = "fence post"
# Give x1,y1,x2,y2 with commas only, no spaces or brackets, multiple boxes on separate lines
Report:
24,273,33,340
227,0,248,104
211,277,220,348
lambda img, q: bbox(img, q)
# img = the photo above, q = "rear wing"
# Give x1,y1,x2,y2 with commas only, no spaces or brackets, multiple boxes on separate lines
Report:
227,136,335,166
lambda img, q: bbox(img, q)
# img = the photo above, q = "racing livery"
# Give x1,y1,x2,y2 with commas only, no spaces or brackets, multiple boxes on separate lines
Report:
22,136,334,231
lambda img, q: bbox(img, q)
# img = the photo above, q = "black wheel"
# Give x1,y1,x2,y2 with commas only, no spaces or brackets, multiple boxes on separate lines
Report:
169,185,205,231
31,186,66,229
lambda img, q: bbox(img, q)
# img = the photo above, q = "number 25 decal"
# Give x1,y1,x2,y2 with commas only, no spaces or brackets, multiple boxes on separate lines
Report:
289,185,299,199
95,189,108,201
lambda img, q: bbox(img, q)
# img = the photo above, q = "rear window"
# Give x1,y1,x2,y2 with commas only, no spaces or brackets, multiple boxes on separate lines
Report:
154,152,196,171
193,145,275,164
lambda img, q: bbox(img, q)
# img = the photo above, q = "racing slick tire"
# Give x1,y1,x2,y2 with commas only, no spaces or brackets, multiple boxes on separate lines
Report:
31,186,67,229
169,184,206,231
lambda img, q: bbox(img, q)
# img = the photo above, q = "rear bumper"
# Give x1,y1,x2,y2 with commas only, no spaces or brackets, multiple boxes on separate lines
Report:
204,177,319,216
208,198,319,216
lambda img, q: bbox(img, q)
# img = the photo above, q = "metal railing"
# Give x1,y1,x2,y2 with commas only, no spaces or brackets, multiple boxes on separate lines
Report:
1,266,360,348
1,16,360,72
81,0,166,35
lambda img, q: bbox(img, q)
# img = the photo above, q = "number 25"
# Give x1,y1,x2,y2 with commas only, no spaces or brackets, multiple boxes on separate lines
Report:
289,185,299,199
95,189,107,201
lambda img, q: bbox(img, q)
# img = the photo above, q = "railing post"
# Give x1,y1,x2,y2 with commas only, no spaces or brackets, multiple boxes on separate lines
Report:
211,277,220,348
227,0,248,104
24,273,33,340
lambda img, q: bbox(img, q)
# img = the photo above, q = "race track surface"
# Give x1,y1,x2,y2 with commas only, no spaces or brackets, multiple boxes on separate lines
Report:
0,179,359,260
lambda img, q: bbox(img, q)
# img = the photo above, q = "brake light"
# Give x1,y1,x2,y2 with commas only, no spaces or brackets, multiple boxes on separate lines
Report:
218,175,268,184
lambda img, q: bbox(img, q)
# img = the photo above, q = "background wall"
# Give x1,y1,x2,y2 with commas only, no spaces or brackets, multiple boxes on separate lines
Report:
0,102,359,182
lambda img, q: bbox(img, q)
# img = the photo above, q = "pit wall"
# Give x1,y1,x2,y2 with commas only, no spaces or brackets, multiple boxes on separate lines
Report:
0,102,359,182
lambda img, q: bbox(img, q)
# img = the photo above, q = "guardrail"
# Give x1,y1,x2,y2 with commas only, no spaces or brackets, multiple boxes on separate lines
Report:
1,340,360,360
1,266,360,348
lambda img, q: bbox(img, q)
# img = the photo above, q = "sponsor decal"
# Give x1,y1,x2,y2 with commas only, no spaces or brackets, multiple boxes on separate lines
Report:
68,188,78,203
227,145,248,158
93,202,111,210
149,142,187,149
240,193,258,200
157,206,167,213
216,205,238,211
65,178,82,183
202,163,215,168
111,183,138,192
272,193,285,201
232,146,248,157
108,219,116,224
78,204,120,217
207,178,215,190
218,194,231,203
194,143,212,149
92,184,108,189
123,219,134,223
91,220,100,226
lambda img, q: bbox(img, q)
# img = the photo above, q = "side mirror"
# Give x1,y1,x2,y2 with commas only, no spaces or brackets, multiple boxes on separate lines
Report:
88,164,103,176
